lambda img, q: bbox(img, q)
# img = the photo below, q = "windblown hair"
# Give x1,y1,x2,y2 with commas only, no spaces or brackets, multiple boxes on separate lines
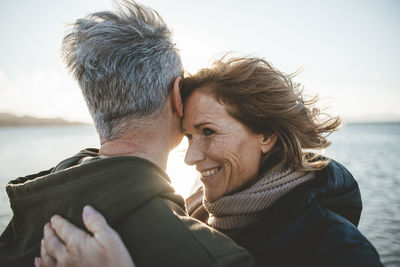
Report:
62,0,182,140
182,56,341,172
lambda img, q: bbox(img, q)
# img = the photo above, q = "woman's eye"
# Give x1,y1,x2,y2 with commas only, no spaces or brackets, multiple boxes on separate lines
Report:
203,128,215,136
184,134,192,140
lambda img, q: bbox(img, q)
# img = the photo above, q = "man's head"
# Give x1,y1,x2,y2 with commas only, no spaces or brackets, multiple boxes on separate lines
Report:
62,1,183,140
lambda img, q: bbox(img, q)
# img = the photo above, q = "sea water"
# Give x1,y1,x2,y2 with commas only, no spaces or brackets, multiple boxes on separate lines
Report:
0,123,399,266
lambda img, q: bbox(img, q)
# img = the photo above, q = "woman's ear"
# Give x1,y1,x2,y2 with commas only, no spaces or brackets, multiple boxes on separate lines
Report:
260,133,277,154
171,76,183,117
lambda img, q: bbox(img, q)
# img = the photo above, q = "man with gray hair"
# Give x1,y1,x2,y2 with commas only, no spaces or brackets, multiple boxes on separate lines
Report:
0,1,254,266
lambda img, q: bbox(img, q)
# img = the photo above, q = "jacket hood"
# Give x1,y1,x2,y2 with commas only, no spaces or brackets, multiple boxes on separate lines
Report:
314,159,362,226
5,148,184,243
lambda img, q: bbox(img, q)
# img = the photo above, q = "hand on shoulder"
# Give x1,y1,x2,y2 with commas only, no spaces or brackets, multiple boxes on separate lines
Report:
35,205,135,267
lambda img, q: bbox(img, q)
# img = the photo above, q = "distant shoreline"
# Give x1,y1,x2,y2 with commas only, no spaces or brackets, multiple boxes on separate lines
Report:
0,113,88,127
1,112,398,127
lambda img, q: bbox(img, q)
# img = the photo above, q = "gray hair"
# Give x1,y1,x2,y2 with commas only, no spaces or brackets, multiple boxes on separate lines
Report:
62,0,183,140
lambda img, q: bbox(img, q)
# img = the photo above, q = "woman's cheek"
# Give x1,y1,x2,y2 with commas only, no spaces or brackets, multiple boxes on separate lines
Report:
206,138,221,157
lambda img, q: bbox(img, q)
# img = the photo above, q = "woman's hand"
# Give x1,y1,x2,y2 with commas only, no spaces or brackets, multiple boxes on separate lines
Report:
35,206,135,267
186,186,209,223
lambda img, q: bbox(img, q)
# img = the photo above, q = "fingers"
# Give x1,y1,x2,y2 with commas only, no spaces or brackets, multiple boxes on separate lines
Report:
50,214,88,248
43,222,66,260
41,207,135,267
82,205,112,236
40,235,57,267
82,206,129,257
185,186,204,215
82,205,121,246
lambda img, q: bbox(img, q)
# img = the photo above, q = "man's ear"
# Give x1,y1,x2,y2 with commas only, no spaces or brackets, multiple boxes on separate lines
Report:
171,76,183,117
260,133,278,154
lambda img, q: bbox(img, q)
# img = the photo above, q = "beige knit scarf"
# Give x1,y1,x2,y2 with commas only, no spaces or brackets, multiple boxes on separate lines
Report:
203,168,315,230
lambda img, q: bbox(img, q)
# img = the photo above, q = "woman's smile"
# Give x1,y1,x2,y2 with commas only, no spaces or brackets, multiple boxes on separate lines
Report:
200,166,222,181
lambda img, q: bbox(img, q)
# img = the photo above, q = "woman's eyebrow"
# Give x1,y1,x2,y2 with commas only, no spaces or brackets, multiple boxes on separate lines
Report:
182,122,215,133
193,122,210,129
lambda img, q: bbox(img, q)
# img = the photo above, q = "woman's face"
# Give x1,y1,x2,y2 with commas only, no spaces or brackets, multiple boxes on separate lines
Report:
182,88,266,202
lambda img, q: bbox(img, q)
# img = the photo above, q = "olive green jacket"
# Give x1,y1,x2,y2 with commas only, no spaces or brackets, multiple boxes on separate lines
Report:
0,148,254,267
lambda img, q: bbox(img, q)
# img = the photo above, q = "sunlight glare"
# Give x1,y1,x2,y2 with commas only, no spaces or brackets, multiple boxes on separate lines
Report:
166,138,200,199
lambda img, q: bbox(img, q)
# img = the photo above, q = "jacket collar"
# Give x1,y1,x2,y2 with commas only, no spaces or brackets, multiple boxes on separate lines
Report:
315,159,362,226
225,159,362,250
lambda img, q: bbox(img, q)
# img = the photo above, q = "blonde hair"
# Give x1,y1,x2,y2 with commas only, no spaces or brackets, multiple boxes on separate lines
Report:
182,56,341,172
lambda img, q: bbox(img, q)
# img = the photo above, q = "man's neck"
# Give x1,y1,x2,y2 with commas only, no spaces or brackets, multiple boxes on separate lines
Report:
99,136,170,170
98,96,183,170
98,111,178,170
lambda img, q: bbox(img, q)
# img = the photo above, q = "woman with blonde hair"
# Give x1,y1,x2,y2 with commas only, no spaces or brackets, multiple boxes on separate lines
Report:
37,56,382,267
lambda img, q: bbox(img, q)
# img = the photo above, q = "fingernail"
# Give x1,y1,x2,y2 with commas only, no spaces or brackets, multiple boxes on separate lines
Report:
83,205,96,217
50,215,60,226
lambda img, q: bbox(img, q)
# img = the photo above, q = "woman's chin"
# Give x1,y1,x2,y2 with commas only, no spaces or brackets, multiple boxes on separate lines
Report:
203,188,222,203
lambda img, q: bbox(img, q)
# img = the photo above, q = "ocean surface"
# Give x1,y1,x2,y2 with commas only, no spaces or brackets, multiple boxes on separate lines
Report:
0,123,399,266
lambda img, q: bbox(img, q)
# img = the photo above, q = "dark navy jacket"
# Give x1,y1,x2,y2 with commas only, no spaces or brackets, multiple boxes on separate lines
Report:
224,160,383,267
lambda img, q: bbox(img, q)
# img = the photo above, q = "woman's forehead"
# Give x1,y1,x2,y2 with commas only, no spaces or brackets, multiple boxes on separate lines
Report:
182,90,229,127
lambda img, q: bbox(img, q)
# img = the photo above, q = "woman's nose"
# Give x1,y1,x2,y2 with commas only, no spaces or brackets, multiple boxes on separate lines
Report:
184,142,205,166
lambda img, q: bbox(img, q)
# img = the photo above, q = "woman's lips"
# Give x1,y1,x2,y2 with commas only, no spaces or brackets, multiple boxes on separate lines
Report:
200,166,221,183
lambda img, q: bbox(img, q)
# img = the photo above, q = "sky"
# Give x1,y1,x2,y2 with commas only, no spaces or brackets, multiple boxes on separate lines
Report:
0,0,399,123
